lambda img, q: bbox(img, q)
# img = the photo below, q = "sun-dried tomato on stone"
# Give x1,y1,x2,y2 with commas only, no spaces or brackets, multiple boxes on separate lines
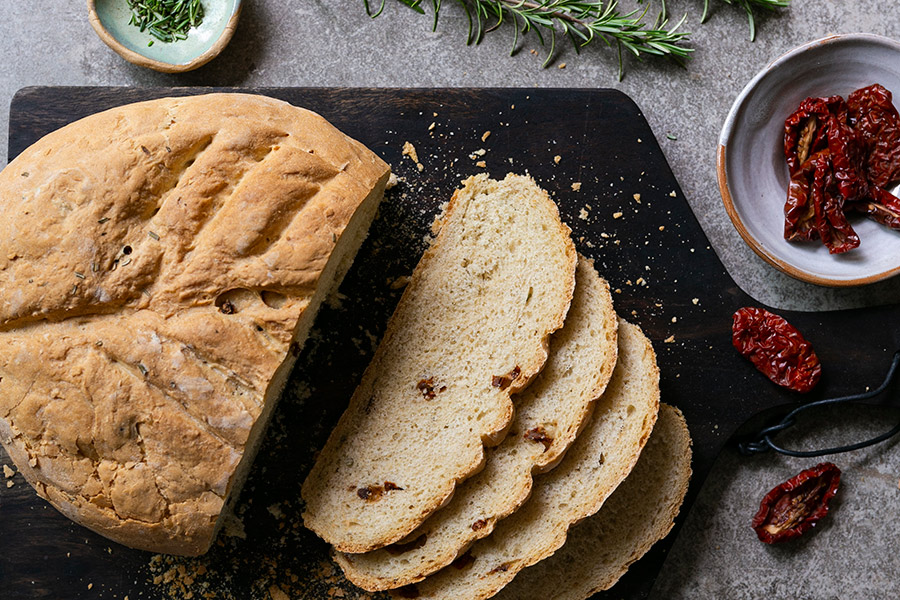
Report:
732,307,821,393
751,462,841,544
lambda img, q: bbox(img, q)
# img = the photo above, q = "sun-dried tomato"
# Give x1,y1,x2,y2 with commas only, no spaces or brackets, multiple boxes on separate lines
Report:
751,462,841,544
784,85,900,252
848,84,900,188
732,307,821,393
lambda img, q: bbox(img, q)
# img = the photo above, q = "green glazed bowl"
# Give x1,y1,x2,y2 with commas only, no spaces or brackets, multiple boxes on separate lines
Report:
87,0,242,73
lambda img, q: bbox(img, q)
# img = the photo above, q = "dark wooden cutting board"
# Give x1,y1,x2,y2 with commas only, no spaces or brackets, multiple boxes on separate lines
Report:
2,87,899,600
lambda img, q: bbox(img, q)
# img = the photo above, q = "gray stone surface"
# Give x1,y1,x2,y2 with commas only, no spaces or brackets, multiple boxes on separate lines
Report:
1,1,899,598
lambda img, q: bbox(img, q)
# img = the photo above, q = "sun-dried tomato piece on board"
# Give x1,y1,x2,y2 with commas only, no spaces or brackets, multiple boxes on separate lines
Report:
732,307,822,393
751,462,841,544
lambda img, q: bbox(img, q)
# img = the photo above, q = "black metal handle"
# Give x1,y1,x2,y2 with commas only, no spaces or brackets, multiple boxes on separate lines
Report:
738,351,900,458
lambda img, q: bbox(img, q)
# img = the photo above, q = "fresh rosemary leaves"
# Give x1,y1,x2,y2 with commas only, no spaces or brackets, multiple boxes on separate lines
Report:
365,0,791,76
365,0,691,78
127,0,205,45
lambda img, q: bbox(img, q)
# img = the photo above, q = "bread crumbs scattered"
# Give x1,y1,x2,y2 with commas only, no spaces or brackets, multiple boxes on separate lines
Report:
665,335,676,343
692,298,700,305
468,149,486,160
3,464,14,478
553,155,562,164
669,190,677,197
428,122,435,131
600,232,609,238
613,212,623,219
530,49,538,55
571,182,582,191
476,160,487,168
481,131,491,142
579,208,589,220
633,193,641,203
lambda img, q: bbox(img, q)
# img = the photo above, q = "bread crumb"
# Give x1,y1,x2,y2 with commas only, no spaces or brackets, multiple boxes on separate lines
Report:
221,512,246,539
615,288,622,294
385,173,399,190
530,49,538,55
87,583,93,590
553,155,562,164
5,480,12,488
659,225,665,231
579,208,589,221
476,160,487,168
269,585,290,600
428,122,435,131
633,193,641,203
669,190,677,197
558,63,566,69
571,182,582,191
3,464,14,478
389,275,411,290
468,149,487,159
671,317,677,323
692,298,699,305
481,131,491,142
402,141,424,172
613,212,623,219
664,335,675,343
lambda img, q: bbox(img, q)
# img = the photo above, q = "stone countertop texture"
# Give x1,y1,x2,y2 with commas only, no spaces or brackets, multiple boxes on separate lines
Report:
1,1,899,598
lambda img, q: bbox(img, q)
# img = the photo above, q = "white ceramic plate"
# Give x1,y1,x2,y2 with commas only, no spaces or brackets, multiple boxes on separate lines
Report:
718,33,900,287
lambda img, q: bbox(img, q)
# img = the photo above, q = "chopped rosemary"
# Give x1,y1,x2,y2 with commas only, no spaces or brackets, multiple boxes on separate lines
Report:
98,217,110,224
126,0,205,44
148,231,160,240
74,271,86,280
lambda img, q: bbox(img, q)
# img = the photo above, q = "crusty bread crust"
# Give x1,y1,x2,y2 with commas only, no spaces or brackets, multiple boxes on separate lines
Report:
404,319,660,600
336,257,617,590
0,93,390,555
302,174,577,554
493,404,692,600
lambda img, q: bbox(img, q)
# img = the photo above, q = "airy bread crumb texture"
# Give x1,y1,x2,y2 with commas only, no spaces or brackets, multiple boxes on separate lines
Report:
493,403,692,600
402,319,660,600
302,173,578,554
336,257,618,590
0,93,390,556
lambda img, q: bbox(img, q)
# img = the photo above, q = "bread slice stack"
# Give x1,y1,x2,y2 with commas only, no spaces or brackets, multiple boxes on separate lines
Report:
302,173,692,600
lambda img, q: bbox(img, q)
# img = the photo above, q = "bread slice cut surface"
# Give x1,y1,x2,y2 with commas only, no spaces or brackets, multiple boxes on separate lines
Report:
302,173,577,553
0,93,390,555
335,256,617,589
493,403,692,600
400,319,659,600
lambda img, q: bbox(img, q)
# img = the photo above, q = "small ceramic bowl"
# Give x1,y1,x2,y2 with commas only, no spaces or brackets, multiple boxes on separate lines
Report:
87,0,241,73
718,33,900,287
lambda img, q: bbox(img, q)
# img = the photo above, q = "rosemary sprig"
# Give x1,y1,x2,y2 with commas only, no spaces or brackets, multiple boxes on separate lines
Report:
366,1,692,79
702,0,790,41
127,0,205,45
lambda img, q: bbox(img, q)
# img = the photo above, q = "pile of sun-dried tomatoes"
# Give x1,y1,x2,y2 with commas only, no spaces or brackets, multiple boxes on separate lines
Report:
784,84,900,253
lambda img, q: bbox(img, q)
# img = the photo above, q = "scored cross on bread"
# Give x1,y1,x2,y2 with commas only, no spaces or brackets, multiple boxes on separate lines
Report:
302,174,577,554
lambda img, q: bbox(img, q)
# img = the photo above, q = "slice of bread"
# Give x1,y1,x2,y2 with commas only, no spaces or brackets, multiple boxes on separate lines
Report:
302,174,577,554
493,404,692,600
0,94,390,555
398,319,659,600
335,257,618,590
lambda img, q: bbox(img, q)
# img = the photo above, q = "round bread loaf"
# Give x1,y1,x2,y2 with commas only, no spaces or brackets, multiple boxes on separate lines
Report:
0,93,390,555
